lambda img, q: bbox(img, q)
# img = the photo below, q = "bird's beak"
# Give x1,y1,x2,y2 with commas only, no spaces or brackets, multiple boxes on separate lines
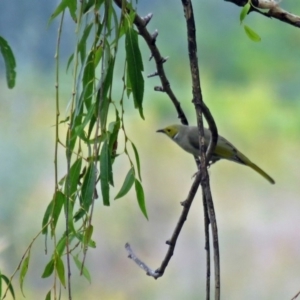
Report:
156,129,164,133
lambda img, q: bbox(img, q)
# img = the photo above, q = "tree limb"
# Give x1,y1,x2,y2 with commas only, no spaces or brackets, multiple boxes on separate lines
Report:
225,0,300,28
180,1,220,299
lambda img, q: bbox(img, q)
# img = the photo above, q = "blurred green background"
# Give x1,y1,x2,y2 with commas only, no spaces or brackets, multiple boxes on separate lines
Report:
1,0,300,299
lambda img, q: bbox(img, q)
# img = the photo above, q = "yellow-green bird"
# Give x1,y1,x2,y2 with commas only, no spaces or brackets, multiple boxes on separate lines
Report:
157,124,275,184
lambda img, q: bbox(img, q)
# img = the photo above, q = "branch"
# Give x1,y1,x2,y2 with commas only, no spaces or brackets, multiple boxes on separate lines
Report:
125,172,203,279
115,1,219,285
180,1,220,300
225,0,300,28
114,0,188,125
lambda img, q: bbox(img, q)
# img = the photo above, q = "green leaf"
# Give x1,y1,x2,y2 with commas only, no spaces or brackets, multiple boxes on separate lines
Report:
0,274,15,299
0,36,16,89
73,255,92,283
45,290,51,300
83,224,93,249
65,158,82,197
76,233,96,248
66,53,74,72
55,255,66,288
115,167,135,200
81,163,96,211
73,207,86,222
78,23,93,64
125,28,144,119
100,139,113,205
56,236,67,257
74,103,96,141
130,141,142,180
41,259,54,278
82,51,95,108
134,179,148,219
98,57,115,130
108,119,120,159
19,251,30,297
42,200,53,235
240,2,251,23
49,0,77,24
51,191,66,236
244,25,261,42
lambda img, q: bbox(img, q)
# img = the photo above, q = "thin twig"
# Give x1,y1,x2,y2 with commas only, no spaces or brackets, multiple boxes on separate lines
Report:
53,11,65,300
124,171,203,279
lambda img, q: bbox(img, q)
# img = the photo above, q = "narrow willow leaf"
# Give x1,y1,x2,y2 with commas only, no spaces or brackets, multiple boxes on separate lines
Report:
81,163,96,211
84,224,93,249
1,274,15,299
94,46,103,67
76,233,96,248
73,255,92,283
78,23,93,63
55,255,66,288
50,0,76,23
65,158,82,197
125,28,144,119
45,290,51,300
99,57,115,129
115,167,135,200
130,141,142,180
0,36,16,89
100,140,112,205
49,0,70,24
87,113,97,139
108,119,120,159
41,259,54,278
73,207,86,222
66,53,74,72
82,51,95,105
74,103,96,141
19,251,30,297
67,0,77,22
56,236,67,257
134,179,148,219
66,125,78,161
42,200,53,235
244,25,261,42
240,2,251,23
51,191,66,236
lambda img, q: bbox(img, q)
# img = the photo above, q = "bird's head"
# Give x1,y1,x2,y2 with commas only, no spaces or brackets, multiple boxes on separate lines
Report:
156,124,181,139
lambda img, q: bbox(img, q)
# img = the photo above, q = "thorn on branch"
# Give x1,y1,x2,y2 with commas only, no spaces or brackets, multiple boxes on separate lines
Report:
161,56,169,63
151,29,159,43
149,54,153,61
147,71,159,78
154,86,165,92
141,13,153,27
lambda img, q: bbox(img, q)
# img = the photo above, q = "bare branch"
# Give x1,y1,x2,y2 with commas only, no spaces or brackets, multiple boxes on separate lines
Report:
180,1,220,299
125,172,203,279
125,243,160,278
225,0,300,28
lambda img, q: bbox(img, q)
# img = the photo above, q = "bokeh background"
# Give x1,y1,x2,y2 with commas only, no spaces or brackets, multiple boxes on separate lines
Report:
1,0,300,299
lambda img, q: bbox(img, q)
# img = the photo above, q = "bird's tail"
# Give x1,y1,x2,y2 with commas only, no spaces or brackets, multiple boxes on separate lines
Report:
237,150,275,184
247,161,275,184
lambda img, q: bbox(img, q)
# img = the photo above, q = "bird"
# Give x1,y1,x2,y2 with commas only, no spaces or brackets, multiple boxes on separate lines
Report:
156,124,275,184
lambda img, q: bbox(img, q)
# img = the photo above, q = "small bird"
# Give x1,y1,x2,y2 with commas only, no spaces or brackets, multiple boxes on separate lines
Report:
157,124,275,184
